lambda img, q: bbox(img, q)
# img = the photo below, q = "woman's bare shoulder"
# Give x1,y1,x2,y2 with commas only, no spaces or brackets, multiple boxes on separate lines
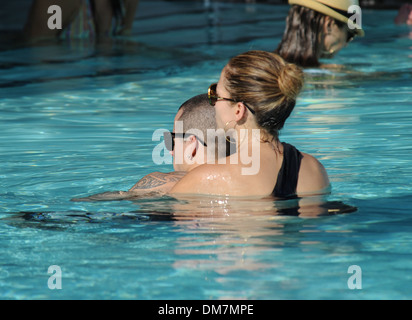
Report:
297,152,331,195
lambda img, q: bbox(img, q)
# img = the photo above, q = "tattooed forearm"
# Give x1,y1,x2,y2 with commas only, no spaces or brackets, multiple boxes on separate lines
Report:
71,190,163,202
71,191,129,202
71,171,187,202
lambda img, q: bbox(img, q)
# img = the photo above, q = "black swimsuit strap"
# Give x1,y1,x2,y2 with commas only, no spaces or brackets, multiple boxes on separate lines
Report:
272,142,303,198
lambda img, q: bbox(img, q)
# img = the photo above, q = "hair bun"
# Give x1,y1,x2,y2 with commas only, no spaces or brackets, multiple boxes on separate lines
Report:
278,63,304,100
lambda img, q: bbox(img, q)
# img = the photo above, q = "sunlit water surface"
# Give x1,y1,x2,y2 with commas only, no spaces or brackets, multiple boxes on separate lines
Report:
0,2,411,299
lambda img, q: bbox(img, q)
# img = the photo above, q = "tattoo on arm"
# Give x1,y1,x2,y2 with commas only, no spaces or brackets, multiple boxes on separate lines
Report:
129,171,186,191
71,172,187,202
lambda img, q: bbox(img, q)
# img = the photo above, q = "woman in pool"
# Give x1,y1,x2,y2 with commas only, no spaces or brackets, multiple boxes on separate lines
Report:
275,0,364,67
170,50,330,198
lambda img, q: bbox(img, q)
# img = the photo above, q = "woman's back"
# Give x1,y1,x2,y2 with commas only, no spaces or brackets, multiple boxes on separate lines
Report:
170,142,329,198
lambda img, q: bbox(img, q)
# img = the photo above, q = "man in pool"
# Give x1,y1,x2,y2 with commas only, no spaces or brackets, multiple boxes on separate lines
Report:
71,93,224,202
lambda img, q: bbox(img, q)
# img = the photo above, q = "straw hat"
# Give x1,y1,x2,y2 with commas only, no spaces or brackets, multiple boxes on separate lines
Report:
288,0,365,36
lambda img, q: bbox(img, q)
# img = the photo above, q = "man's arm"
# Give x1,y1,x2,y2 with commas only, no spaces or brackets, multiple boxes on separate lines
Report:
128,171,186,192
71,171,186,202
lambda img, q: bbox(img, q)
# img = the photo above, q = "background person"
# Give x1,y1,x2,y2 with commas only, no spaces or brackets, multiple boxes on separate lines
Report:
23,0,139,41
395,3,412,25
275,0,365,67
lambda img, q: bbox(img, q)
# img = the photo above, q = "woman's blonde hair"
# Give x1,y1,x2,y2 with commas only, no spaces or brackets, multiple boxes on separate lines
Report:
224,50,304,142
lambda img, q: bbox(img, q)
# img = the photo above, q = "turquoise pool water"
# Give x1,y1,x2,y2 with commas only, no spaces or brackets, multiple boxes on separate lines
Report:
1,1,411,300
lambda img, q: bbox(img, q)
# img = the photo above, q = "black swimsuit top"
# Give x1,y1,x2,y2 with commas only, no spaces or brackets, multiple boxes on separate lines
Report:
272,142,303,198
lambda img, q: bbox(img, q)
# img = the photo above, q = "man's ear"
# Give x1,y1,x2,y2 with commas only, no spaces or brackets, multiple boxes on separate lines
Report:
188,135,198,157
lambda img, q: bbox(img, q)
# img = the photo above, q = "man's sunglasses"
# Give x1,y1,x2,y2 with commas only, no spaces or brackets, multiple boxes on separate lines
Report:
163,131,207,152
208,83,255,115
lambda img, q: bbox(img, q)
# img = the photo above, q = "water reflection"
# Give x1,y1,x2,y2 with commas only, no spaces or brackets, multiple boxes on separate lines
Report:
2,196,357,295
157,196,356,278
5,195,357,226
